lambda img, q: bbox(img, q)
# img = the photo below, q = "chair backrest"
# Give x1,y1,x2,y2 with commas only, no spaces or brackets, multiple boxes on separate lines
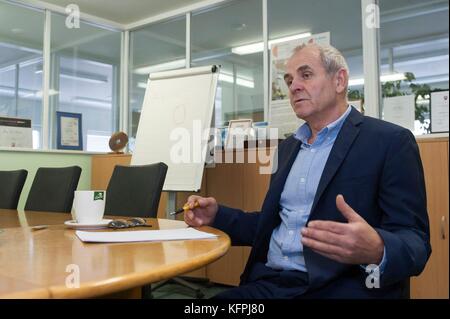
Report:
0,169,28,209
104,163,168,217
25,166,82,212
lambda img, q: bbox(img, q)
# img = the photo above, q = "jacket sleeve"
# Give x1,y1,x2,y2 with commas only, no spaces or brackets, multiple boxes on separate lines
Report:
212,205,260,246
376,129,431,286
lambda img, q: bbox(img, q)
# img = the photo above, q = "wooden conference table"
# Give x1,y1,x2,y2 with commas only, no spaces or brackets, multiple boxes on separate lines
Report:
0,209,230,299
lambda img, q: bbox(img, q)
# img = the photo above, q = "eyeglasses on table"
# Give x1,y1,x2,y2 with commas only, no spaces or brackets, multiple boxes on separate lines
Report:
107,218,152,230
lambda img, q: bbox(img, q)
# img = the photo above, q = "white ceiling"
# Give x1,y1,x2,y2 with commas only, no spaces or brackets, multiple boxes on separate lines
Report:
30,0,209,25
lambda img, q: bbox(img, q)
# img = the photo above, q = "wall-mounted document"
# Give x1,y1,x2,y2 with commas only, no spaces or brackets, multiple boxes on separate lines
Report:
383,95,415,132
56,111,83,150
76,228,218,243
431,91,449,133
0,116,32,148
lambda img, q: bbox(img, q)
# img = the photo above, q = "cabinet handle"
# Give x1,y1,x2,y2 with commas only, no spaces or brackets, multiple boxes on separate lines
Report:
441,216,446,240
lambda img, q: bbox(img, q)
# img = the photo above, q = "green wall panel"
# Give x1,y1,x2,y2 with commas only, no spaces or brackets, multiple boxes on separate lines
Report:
0,150,92,210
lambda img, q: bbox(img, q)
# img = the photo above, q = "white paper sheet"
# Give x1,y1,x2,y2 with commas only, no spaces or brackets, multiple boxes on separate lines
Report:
76,228,218,243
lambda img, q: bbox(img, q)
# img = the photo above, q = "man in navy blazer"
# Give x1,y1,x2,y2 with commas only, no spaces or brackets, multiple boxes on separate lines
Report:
184,43,431,298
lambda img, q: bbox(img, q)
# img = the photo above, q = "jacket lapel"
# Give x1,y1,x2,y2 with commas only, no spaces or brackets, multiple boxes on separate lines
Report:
309,108,363,217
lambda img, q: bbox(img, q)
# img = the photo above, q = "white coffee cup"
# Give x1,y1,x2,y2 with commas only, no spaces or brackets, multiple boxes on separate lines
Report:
72,190,106,224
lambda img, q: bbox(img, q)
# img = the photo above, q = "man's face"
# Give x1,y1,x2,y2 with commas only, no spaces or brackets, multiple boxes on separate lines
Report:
284,47,339,121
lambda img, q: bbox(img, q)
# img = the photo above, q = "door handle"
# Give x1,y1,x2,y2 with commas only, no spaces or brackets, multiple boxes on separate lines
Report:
441,216,446,240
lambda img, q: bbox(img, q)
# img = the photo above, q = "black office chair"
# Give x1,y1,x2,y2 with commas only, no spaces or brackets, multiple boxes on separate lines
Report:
104,163,205,298
104,163,168,217
25,166,82,212
103,163,172,298
0,169,28,209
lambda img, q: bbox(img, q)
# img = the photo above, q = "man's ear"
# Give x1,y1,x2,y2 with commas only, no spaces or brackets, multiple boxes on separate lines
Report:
335,68,348,94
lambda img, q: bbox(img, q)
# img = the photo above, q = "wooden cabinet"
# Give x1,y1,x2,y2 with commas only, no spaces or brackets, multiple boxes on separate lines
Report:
412,138,449,299
91,154,131,190
205,158,245,286
91,138,448,298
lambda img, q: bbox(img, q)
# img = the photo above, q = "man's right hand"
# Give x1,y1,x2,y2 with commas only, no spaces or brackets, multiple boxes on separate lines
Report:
184,195,218,227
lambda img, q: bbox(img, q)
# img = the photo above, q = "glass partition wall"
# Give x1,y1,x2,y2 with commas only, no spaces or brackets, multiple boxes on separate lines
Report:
379,0,449,135
128,15,186,144
49,13,121,151
191,0,264,127
0,1,121,151
0,2,45,149
1,0,448,152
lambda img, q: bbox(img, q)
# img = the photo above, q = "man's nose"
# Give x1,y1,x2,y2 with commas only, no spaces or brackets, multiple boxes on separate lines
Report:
289,77,304,92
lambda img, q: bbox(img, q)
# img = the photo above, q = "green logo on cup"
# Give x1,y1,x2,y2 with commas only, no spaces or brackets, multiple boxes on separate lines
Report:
93,191,104,201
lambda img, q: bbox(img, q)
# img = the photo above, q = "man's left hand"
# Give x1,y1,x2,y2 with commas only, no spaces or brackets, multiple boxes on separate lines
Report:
301,194,384,265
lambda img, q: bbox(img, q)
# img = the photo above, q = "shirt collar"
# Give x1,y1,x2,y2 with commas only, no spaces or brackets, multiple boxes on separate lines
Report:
294,105,352,145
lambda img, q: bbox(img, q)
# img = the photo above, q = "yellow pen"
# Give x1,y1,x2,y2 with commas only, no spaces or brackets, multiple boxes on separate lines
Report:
169,201,200,216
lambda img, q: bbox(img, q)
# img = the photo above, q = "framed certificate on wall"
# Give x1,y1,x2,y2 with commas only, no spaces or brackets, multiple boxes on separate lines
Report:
430,90,449,133
56,111,83,150
0,116,32,148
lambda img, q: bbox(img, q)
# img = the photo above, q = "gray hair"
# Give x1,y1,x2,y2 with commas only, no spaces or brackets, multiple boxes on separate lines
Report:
293,43,349,76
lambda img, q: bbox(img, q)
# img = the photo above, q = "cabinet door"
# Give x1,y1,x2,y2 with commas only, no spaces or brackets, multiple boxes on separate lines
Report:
412,140,449,298
91,154,131,190
205,156,245,286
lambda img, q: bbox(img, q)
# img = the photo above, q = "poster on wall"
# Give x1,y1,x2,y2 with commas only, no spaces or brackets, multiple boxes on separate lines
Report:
430,90,449,133
0,116,32,148
269,32,330,138
382,95,415,132
56,111,83,150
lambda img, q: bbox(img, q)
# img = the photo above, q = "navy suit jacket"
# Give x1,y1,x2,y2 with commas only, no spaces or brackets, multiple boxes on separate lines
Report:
213,107,431,298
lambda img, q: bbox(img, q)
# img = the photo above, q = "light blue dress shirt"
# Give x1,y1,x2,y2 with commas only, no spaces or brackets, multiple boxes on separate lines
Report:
266,106,386,274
